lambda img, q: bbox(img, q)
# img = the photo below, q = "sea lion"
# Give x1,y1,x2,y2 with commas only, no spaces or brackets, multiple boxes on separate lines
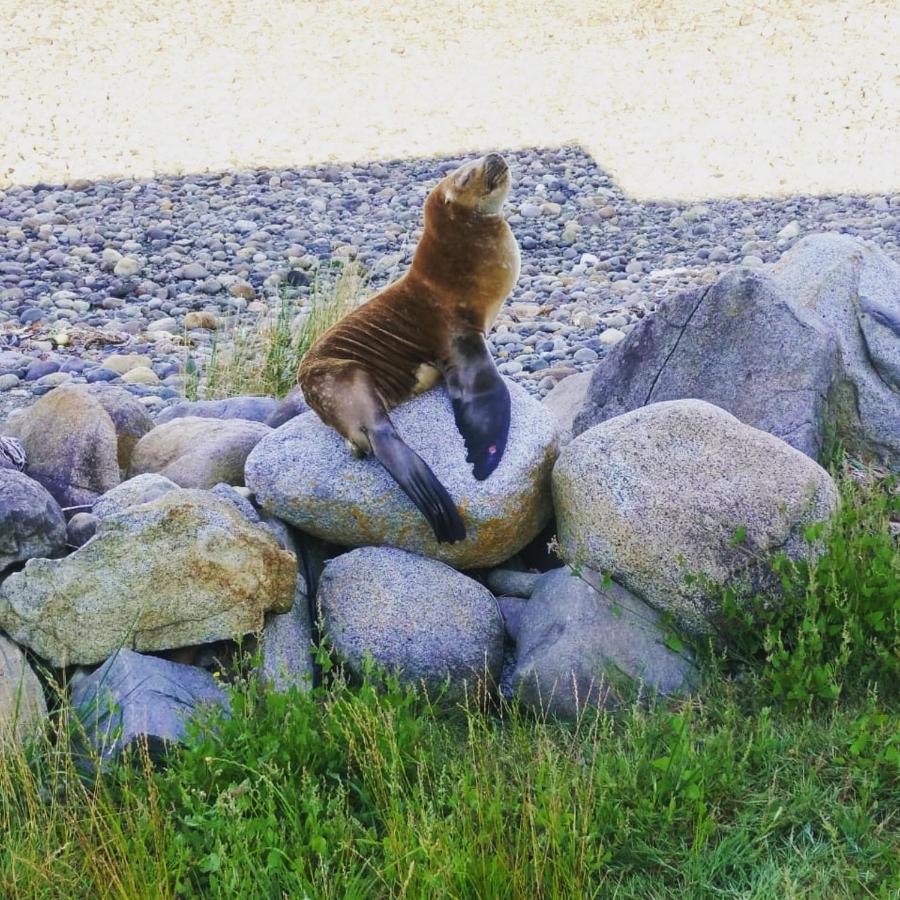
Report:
298,153,520,543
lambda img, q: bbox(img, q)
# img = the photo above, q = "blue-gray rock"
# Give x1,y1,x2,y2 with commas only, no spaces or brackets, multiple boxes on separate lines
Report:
317,547,505,692
246,381,558,570
0,469,67,571
66,512,99,548
573,268,841,461
155,396,281,425
511,568,699,719
264,388,309,428
70,649,228,764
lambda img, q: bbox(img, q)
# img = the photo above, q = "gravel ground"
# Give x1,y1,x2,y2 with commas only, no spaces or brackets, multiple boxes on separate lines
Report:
1,145,898,419
2,1,899,418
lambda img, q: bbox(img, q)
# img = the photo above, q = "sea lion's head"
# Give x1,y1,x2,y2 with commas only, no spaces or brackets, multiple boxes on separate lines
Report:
433,153,512,216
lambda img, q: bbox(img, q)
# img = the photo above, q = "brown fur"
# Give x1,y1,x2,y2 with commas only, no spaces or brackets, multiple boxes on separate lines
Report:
298,155,519,454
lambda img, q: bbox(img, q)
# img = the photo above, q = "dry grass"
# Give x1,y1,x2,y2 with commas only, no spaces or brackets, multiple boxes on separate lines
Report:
2,1,898,199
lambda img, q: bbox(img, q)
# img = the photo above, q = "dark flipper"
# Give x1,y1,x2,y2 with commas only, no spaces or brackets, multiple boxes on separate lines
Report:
369,418,466,544
443,332,511,480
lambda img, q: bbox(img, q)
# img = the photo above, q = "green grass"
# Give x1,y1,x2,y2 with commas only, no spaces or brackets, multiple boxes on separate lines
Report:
183,258,370,402
1,463,897,898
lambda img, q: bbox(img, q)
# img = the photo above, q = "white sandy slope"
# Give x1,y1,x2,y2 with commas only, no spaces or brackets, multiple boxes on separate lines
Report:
1,0,898,200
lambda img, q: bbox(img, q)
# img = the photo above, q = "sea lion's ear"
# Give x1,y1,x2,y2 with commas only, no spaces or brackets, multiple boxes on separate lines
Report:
442,332,510,480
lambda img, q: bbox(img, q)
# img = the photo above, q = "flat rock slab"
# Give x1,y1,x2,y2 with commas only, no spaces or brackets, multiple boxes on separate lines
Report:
0,490,297,666
317,547,505,692
246,381,558,570
0,469,66,572
555,400,839,635
0,633,48,747
130,416,272,489
512,568,698,719
71,649,228,763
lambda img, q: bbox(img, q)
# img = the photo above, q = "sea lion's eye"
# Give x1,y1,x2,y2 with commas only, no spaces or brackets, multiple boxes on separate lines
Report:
456,169,474,189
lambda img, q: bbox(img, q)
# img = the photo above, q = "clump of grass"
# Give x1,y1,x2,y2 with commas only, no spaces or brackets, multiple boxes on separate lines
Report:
2,671,897,898
185,258,369,402
713,462,899,707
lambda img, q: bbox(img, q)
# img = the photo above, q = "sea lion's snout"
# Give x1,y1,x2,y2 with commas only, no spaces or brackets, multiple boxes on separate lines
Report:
483,153,509,190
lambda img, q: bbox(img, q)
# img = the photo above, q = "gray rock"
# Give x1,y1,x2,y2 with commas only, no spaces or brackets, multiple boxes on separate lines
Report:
555,400,839,634
512,568,698,719
485,569,541,598
156,396,281,425
92,473,180,518
71,649,228,763
1,385,153,507
0,470,66,571
573,268,841,460
264,388,309,428
771,234,900,468
260,585,314,693
541,370,593,447
0,436,26,470
66,512,99,548
0,633,48,747
496,595,528,642
0,490,297,666
130,416,271,489
246,381,558,570
317,547,505,692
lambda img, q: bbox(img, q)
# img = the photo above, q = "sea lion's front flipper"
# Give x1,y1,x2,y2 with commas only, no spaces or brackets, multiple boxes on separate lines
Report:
369,416,467,544
443,332,511,480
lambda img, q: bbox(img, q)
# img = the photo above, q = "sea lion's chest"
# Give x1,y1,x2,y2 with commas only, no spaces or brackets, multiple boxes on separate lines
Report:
474,227,521,331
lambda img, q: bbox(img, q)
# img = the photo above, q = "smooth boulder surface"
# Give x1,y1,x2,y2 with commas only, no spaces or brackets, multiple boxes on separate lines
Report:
0,490,297,666
92,473,180,518
2,386,124,506
573,268,840,460
511,568,698,719
71,649,228,763
246,381,558,569
0,470,67,572
264,388,309,428
542,370,592,448
130,416,271,489
0,634,48,747
317,547,505,691
771,233,900,468
155,396,281,425
554,400,839,634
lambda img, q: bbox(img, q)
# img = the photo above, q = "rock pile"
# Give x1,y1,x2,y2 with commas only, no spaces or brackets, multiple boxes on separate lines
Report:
1,234,893,759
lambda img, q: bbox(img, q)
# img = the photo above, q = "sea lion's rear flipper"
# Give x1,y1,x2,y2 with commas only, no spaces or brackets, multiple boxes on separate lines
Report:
369,417,467,544
444,332,511,480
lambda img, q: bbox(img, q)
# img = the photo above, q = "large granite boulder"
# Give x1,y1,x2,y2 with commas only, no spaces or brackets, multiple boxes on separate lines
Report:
511,568,698,718
573,268,840,460
246,381,558,569
0,470,67,572
155,396,281,425
0,634,48,747
554,400,839,634
317,547,505,692
771,233,900,467
0,490,296,666
573,235,900,469
130,416,271,489
1,385,152,507
71,649,228,764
